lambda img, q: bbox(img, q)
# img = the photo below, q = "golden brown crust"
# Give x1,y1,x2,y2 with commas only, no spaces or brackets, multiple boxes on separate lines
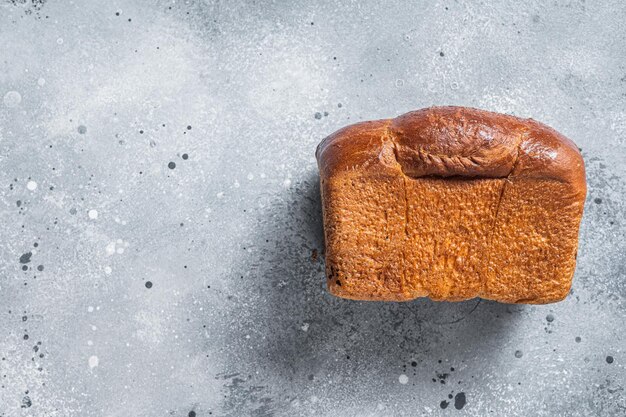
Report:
317,106,586,304
317,107,586,188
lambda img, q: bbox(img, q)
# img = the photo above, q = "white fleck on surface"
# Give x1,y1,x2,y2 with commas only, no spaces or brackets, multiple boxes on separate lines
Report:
88,209,98,219
398,374,409,384
26,180,37,191
88,355,99,368
3,91,22,107
105,242,116,255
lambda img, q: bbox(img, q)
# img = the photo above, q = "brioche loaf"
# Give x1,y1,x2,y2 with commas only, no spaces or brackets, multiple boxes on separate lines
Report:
316,106,586,304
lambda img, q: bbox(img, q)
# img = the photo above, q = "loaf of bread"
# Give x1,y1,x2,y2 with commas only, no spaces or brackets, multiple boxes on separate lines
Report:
316,106,586,304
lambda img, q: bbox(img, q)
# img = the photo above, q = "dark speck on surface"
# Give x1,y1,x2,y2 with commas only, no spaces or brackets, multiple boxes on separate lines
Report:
145,281,153,289
594,198,602,204
437,372,449,383
575,336,581,343
21,396,32,408
454,392,466,410
77,125,87,134
606,355,614,364
182,153,189,160
440,400,449,409
515,350,523,358
37,265,44,271
411,361,417,367
168,162,176,169
187,125,192,130
19,252,32,264
188,411,196,417
439,51,445,56
314,112,322,119
546,313,555,323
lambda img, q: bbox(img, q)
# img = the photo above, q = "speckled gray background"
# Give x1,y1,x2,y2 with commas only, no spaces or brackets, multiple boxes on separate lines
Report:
0,1,624,416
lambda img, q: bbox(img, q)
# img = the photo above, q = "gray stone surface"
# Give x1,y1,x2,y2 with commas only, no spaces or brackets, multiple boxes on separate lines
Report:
0,1,625,416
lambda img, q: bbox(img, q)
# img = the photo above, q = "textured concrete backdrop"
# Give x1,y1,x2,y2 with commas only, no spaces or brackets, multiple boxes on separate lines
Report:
0,1,625,416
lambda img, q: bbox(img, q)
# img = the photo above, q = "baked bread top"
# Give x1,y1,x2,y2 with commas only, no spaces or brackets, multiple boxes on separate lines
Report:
317,106,585,193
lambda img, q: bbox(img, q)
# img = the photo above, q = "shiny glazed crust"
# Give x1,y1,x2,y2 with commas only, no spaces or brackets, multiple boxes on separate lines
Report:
316,106,586,304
